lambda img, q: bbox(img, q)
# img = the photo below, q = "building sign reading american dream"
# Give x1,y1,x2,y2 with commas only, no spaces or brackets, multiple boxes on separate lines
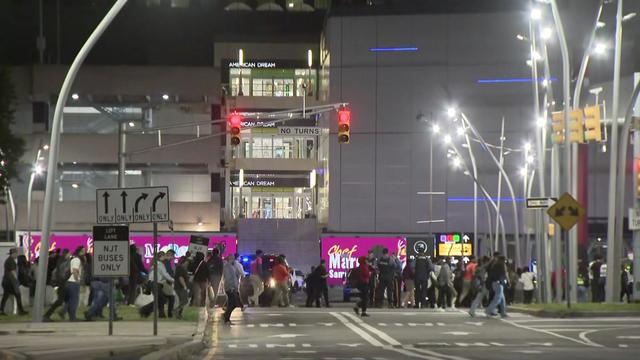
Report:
320,236,407,286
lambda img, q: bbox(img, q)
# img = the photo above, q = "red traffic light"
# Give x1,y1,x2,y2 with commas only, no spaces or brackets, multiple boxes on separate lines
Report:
338,107,351,124
228,113,243,127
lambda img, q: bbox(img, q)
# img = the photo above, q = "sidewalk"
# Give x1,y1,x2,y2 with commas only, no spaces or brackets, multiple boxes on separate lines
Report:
0,319,199,360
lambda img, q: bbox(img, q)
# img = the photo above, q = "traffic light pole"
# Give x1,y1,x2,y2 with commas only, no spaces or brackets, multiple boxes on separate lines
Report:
607,0,624,304
550,0,572,306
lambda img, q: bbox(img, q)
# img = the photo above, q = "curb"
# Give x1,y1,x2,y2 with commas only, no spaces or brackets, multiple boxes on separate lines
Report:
139,308,209,360
511,306,640,318
0,349,28,360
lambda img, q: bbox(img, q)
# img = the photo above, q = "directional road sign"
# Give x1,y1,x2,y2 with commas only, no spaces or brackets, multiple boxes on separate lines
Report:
96,186,169,224
92,225,130,277
547,192,584,231
526,197,557,209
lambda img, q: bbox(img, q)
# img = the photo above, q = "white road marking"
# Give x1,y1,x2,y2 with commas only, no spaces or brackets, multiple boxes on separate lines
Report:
442,331,474,336
511,318,640,323
533,324,636,328
464,322,484,326
619,344,629,348
578,330,604,347
329,313,384,347
332,312,470,360
338,343,363,347
618,335,640,339
294,350,317,354
268,334,308,338
502,318,600,347
512,350,543,354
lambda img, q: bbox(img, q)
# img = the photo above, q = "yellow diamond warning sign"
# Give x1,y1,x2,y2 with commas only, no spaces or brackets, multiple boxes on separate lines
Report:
547,192,585,231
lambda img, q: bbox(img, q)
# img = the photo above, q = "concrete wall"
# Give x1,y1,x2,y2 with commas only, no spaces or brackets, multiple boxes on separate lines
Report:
324,10,632,236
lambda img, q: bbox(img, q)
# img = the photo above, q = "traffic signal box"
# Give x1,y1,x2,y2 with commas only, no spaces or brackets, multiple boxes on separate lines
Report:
551,105,603,145
583,105,603,142
228,112,242,146
338,106,351,144
551,111,565,144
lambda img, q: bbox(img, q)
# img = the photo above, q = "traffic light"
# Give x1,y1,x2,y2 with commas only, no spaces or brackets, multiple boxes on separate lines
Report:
551,111,564,144
583,104,602,142
338,106,351,144
568,109,584,144
228,112,242,146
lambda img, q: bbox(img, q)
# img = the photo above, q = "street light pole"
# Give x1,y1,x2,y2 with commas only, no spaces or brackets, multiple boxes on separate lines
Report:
461,113,520,265
607,0,625,304
27,147,43,261
495,120,506,254
32,0,129,322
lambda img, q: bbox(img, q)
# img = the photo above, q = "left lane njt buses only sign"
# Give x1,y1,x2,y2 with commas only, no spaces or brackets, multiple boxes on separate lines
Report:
93,225,130,277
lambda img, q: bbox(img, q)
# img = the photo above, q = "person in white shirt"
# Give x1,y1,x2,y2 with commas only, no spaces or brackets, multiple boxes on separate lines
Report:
222,255,245,325
519,268,536,304
149,252,174,318
66,246,85,321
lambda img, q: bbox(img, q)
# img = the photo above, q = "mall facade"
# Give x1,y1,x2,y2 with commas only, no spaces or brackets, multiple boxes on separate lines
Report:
3,0,639,269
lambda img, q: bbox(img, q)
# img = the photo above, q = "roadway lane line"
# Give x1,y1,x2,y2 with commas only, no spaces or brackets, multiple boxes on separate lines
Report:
510,318,640,323
330,312,454,360
339,312,471,360
501,318,602,347
330,312,385,347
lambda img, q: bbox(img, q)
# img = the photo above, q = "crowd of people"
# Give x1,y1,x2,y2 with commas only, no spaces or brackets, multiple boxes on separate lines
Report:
1,245,635,319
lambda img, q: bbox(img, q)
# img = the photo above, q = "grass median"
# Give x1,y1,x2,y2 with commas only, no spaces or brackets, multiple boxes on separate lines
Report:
0,305,200,323
516,302,640,315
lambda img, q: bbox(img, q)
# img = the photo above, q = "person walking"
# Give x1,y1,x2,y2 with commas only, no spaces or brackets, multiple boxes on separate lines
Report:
317,259,330,307
271,257,290,307
1,249,28,315
149,252,174,318
436,258,453,311
43,249,71,321
452,261,464,308
206,248,224,307
401,260,416,308
84,277,121,321
65,246,85,321
191,252,209,307
413,249,433,309
485,255,508,318
376,248,395,308
127,245,147,306
352,256,371,317
174,256,191,319
621,264,633,303
459,256,477,307
590,255,604,302
163,250,176,317
304,266,319,307
223,254,245,325
577,260,590,303
17,255,34,307
519,267,536,304
248,250,264,307
469,256,490,317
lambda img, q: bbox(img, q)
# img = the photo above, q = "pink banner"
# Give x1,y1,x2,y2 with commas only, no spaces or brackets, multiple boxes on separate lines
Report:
18,232,237,268
321,236,407,286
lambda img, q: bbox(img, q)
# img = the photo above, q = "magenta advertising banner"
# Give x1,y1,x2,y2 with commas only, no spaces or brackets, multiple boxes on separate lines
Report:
321,235,407,286
17,231,237,267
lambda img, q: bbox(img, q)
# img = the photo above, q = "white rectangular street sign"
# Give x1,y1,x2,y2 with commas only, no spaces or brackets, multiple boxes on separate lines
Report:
277,126,321,136
629,208,640,230
96,186,169,224
92,225,130,277
526,197,557,209
189,235,209,256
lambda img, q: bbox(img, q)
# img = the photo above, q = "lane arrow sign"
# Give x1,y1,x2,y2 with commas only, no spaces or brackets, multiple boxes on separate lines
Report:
152,192,166,212
102,192,110,214
135,193,148,213
121,191,128,213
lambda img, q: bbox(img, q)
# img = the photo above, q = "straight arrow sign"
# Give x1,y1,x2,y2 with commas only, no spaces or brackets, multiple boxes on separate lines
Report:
102,192,110,214
121,191,128,213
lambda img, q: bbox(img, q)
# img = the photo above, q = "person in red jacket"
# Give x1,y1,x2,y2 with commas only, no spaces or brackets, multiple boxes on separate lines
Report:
353,256,371,317
271,257,291,307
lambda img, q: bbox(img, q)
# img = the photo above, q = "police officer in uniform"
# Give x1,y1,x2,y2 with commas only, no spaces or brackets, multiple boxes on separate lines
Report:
413,247,433,309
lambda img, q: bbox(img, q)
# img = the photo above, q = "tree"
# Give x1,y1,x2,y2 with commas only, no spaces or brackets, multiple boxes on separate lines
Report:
0,67,25,197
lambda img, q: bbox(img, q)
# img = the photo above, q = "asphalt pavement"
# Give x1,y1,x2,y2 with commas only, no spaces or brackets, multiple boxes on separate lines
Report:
196,305,640,360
